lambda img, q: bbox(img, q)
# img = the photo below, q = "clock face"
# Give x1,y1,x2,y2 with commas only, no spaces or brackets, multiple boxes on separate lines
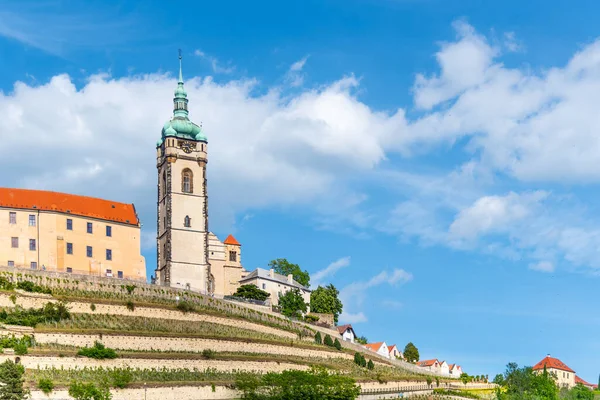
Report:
182,141,194,153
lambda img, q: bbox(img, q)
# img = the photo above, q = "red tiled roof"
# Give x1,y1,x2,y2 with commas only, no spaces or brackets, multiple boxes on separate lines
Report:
223,234,241,245
418,359,439,367
388,344,397,351
0,188,138,226
337,324,352,334
575,376,593,386
532,356,575,373
365,342,384,352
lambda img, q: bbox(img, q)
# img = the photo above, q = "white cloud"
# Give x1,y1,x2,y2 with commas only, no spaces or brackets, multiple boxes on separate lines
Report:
529,261,555,273
290,56,309,72
194,49,235,74
339,268,413,324
339,311,367,324
311,256,351,288
285,55,310,87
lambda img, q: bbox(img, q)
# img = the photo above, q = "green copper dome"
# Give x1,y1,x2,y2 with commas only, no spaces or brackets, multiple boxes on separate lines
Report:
158,53,207,146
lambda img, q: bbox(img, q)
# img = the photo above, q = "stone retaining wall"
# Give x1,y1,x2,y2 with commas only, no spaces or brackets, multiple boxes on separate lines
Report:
30,386,240,400
0,355,308,373
35,333,353,360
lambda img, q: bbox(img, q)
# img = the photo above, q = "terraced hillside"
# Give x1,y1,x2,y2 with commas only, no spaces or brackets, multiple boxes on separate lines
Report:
0,268,460,399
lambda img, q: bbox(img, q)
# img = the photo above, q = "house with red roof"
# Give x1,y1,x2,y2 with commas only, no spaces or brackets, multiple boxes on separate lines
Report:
575,375,596,390
364,342,390,358
208,233,248,296
438,360,449,375
417,359,440,372
337,324,356,343
388,344,402,359
532,355,576,389
448,363,463,377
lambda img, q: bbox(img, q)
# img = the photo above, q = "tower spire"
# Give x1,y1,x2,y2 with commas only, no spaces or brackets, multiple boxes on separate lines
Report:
178,49,183,83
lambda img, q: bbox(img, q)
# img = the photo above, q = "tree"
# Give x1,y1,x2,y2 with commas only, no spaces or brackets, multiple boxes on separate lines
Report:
324,334,334,347
233,284,270,301
0,360,28,400
310,284,343,325
403,342,419,363
278,288,307,318
356,336,368,345
68,381,111,400
314,332,322,345
565,384,594,400
460,373,471,386
334,338,342,350
269,259,310,287
496,362,558,400
426,377,432,386
493,374,505,385
367,360,374,370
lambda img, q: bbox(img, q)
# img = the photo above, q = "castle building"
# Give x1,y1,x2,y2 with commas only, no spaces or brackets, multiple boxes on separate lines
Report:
0,188,146,280
156,54,247,295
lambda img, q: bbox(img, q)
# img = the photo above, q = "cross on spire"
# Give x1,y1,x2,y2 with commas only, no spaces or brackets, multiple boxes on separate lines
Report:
178,49,183,83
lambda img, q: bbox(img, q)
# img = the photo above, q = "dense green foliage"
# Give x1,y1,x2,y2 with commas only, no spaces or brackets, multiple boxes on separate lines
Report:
0,335,32,352
355,336,368,345
0,302,70,327
16,280,52,294
324,334,334,347
278,288,307,318
0,277,14,291
0,360,28,400
367,359,374,370
268,259,310,288
68,381,112,400
495,363,558,400
37,378,54,395
433,389,480,399
309,284,343,325
77,341,117,360
334,338,342,350
560,385,594,400
234,284,271,301
236,367,361,400
175,300,195,313
403,342,419,363
354,352,367,367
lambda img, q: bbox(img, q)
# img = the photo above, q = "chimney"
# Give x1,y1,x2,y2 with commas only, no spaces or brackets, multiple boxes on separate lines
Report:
269,269,275,278
287,274,293,283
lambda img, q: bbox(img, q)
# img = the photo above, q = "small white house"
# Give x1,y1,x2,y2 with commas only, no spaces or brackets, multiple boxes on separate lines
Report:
388,344,402,359
438,360,450,375
449,364,463,376
337,324,356,343
417,359,440,372
365,342,390,358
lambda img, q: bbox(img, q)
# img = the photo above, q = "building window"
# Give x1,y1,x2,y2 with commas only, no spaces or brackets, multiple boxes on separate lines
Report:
118,271,123,279
86,246,93,258
106,249,112,261
29,214,36,227
262,283,266,290
8,261,14,267
182,169,193,193
66,267,73,273
11,237,18,248
29,239,36,251
9,212,16,224
229,251,237,262
106,226,112,237
66,218,73,230
184,215,191,227
66,243,73,255
106,269,112,277
87,222,93,234
30,262,37,270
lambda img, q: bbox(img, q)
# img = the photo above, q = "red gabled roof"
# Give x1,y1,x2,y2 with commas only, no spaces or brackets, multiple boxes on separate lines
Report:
224,234,241,246
575,376,593,386
388,344,397,351
418,359,439,367
532,356,575,373
365,342,385,352
0,188,138,226
337,324,353,335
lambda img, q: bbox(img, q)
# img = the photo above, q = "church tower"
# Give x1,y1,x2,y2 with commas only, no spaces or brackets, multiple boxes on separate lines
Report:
156,53,212,293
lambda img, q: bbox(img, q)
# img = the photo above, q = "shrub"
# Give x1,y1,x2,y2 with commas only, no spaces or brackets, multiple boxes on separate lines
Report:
324,334,334,347
0,301,70,327
69,381,112,400
314,332,322,345
367,359,374,370
176,301,195,313
333,338,342,350
125,285,136,295
304,314,319,323
111,368,132,389
201,349,216,359
0,277,14,291
90,303,96,312
9,294,16,304
14,342,28,355
77,341,117,360
125,301,135,311
16,280,52,294
38,378,54,394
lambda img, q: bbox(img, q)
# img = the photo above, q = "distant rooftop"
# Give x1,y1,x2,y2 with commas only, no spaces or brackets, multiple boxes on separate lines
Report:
240,267,311,291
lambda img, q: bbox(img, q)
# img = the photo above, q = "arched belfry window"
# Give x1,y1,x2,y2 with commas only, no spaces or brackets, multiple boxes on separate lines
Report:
182,169,193,193
162,171,166,196
184,215,191,227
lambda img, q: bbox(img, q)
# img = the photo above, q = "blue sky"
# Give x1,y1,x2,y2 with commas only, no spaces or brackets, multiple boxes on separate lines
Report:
2,0,600,382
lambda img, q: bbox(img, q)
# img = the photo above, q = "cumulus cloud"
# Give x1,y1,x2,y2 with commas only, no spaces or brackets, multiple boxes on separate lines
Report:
194,49,235,74
286,55,309,87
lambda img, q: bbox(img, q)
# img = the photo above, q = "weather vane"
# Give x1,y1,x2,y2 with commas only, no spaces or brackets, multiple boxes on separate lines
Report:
178,49,182,60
